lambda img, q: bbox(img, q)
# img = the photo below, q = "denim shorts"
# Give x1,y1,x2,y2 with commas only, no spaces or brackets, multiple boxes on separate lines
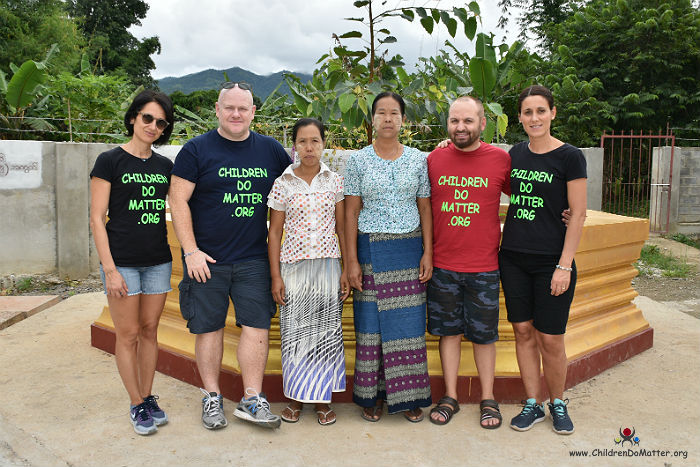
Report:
99,262,172,296
427,267,500,344
178,259,276,334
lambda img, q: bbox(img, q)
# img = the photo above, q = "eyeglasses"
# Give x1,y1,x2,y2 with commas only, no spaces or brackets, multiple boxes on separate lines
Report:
138,112,170,130
221,81,253,92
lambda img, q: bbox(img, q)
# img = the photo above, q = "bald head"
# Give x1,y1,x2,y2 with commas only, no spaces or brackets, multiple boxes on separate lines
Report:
449,96,484,119
215,85,256,141
218,85,254,107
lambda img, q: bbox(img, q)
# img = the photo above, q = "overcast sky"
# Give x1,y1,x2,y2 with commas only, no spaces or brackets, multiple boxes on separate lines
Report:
130,0,522,80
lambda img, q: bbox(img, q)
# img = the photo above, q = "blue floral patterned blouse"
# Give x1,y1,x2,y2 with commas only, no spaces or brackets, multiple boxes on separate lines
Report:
344,144,430,233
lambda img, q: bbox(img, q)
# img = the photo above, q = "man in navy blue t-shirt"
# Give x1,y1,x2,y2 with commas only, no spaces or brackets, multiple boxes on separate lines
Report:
170,83,290,430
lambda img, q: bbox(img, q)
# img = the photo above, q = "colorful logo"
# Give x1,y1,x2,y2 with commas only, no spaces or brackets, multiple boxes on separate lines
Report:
614,427,640,447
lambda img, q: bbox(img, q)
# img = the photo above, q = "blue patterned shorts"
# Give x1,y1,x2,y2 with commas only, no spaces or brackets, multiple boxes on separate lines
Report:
427,267,500,344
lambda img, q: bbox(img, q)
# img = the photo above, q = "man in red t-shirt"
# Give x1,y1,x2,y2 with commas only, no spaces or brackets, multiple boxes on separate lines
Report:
426,96,510,428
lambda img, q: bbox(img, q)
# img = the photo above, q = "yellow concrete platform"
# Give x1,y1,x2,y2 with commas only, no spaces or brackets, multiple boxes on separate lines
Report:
92,209,651,401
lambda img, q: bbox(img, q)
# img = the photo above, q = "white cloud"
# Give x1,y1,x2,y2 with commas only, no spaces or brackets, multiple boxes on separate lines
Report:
130,0,520,79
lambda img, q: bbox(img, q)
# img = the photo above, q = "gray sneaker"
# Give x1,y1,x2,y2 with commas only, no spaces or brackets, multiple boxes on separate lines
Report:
233,388,281,429
200,388,228,430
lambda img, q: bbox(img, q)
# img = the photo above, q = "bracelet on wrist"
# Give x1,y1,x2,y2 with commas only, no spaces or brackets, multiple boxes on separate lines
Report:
184,248,200,258
555,264,573,272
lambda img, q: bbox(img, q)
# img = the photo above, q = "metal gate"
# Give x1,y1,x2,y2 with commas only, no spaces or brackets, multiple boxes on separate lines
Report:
600,130,675,233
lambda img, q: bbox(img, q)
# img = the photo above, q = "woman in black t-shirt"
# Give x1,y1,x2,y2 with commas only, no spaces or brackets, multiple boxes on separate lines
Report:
499,85,587,435
89,90,175,436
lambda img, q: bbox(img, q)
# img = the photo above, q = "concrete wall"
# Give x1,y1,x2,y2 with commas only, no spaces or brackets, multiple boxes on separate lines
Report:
0,141,57,274
651,146,700,234
677,147,700,232
0,140,605,278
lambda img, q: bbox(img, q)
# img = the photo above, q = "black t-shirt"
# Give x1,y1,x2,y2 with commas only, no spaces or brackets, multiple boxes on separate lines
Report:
90,146,173,267
171,130,291,264
501,142,587,255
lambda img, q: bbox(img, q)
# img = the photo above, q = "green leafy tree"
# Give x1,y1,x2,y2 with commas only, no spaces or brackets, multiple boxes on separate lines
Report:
547,0,700,136
41,55,138,142
499,48,614,146
497,0,579,51
170,89,220,114
66,0,161,87
0,0,83,74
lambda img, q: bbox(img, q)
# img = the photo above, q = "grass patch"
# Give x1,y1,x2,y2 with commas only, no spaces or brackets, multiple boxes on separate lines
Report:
16,277,33,292
664,233,700,249
636,245,694,278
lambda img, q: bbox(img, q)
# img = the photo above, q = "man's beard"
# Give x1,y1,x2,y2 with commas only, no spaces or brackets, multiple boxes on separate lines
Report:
450,130,480,149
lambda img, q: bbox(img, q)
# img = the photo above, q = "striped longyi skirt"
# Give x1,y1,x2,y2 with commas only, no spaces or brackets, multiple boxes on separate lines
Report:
352,230,432,414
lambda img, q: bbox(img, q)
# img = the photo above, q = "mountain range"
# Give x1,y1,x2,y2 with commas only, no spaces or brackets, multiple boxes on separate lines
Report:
156,66,313,98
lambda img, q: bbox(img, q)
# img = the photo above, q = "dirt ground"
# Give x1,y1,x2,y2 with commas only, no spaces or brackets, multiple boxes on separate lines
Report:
634,235,700,319
2,292,699,467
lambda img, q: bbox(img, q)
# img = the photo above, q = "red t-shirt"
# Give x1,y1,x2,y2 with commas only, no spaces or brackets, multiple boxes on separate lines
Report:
427,142,511,272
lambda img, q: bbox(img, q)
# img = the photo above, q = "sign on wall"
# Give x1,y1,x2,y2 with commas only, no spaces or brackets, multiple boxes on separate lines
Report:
0,141,43,189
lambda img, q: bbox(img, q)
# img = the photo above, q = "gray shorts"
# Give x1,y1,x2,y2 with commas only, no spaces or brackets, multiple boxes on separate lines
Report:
178,259,276,334
427,267,500,344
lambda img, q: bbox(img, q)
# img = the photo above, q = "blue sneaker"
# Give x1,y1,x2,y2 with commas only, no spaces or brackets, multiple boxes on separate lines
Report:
510,398,545,431
130,402,157,435
143,394,168,426
548,398,575,435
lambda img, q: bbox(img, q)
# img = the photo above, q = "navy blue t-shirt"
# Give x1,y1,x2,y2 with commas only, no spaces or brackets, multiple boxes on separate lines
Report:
501,142,587,255
172,130,291,264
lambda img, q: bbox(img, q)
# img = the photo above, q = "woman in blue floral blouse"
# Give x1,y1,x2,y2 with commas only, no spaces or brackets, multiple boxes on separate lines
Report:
344,91,433,423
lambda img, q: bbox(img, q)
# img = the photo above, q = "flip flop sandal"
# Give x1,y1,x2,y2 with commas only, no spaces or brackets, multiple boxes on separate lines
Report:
281,404,302,423
404,408,424,423
316,408,337,426
480,399,502,429
430,395,460,426
360,404,383,422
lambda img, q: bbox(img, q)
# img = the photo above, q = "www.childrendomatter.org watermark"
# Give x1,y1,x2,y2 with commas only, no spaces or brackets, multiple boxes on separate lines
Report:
568,427,689,460
569,448,688,459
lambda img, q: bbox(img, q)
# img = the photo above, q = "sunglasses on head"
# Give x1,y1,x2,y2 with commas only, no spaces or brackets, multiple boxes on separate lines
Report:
221,81,253,91
138,112,169,130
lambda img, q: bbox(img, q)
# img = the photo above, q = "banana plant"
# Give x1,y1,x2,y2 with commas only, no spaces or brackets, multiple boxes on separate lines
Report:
1,43,59,138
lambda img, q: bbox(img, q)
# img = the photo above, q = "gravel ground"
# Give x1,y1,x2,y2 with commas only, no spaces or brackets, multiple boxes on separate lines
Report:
0,273,104,299
632,274,700,302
